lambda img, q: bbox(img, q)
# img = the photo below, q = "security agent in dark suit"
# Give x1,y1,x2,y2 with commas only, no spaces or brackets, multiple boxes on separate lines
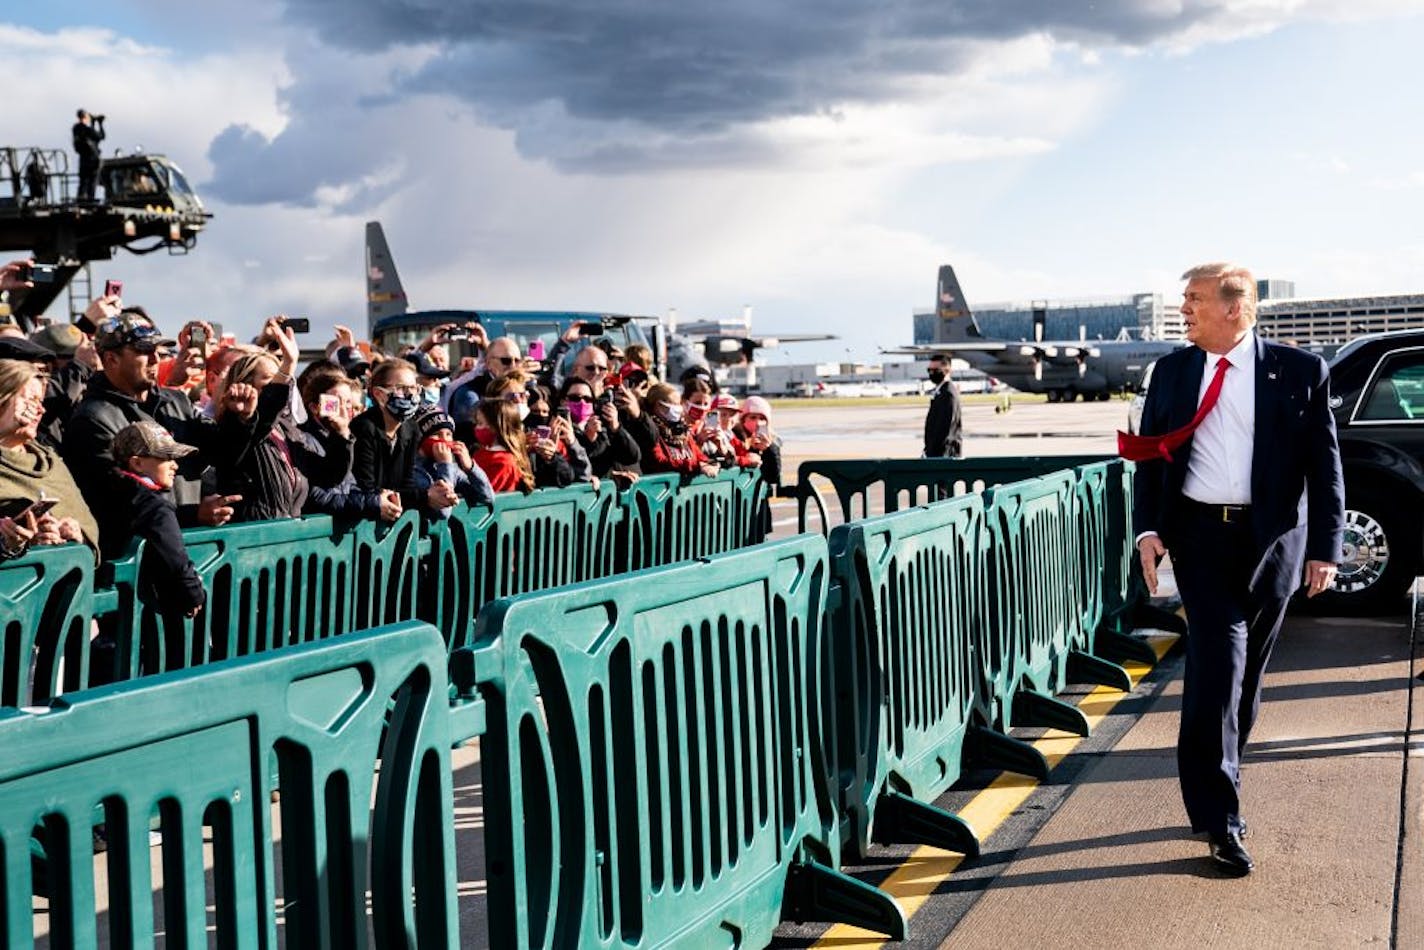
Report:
923,354,962,458
1131,263,1344,876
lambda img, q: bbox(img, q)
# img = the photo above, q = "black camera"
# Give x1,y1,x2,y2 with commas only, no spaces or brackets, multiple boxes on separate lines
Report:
29,263,58,285
445,327,471,342
595,390,614,409
277,316,310,333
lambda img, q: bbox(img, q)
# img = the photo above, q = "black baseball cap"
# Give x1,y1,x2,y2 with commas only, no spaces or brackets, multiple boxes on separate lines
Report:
0,335,57,362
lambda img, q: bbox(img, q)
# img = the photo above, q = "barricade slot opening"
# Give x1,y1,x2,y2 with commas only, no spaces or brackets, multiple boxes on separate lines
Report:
608,639,643,940
641,658,665,892
680,624,706,888
587,682,614,939
716,614,743,869
2,618,20,707
700,618,724,878
208,563,232,663
517,714,554,947
731,618,752,856
203,797,237,946
324,770,357,947
662,640,686,890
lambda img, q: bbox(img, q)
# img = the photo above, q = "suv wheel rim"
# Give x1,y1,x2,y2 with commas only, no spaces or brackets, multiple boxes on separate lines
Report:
1335,509,1389,593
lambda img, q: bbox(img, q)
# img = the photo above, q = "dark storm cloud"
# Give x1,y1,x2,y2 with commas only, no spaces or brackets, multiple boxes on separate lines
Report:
281,0,1212,130
208,1,1223,206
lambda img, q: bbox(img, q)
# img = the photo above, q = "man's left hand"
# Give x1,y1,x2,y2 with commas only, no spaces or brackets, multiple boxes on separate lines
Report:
1303,559,1338,598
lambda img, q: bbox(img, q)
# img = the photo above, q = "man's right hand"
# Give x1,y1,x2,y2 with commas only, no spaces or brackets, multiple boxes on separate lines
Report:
198,494,241,527
1137,534,1167,596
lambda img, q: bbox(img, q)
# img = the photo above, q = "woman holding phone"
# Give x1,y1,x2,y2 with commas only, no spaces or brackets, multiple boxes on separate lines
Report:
0,359,98,558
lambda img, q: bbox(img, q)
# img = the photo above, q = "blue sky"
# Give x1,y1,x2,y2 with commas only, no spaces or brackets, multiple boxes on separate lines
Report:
6,2,1423,363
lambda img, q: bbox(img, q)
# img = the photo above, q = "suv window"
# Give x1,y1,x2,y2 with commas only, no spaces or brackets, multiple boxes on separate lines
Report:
1358,353,1424,421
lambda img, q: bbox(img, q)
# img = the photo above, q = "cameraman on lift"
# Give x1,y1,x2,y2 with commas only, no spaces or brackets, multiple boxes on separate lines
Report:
72,109,105,203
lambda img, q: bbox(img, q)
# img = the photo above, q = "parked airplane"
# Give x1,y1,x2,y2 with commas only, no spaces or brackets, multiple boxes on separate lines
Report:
884,265,1184,401
363,221,834,380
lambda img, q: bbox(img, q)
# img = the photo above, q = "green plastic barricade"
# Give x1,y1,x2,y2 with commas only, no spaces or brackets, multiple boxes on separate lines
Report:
423,483,620,651
461,535,906,948
796,455,1114,534
980,474,1094,745
0,622,461,949
620,471,740,571
727,465,771,547
827,496,987,860
349,509,425,631
0,543,96,706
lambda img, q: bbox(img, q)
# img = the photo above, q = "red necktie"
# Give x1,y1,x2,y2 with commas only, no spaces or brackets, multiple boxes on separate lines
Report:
1118,356,1230,462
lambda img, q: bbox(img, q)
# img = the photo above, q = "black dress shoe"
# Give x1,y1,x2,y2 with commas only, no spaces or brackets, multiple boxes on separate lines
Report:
1209,831,1254,875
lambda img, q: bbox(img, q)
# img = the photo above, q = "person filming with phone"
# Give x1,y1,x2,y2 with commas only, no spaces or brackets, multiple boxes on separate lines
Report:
0,359,98,560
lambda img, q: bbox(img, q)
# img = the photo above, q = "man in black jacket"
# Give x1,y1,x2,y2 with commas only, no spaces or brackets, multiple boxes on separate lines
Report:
63,312,235,559
72,109,105,202
923,355,963,458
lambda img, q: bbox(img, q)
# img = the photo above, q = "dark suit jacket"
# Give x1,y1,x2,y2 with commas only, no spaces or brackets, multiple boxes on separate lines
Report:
924,382,963,458
1133,337,1345,599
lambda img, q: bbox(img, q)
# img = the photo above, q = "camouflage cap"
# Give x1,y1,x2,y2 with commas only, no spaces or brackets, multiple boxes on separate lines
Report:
112,421,197,462
93,314,175,353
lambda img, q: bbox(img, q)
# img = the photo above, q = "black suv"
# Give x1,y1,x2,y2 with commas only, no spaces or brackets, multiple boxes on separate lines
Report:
1318,329,1424,610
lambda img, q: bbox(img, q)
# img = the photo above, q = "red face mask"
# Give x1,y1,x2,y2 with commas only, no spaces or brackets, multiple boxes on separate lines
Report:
421,435,458,455
742,416,761,434
685,403,708,423
472,425,497,448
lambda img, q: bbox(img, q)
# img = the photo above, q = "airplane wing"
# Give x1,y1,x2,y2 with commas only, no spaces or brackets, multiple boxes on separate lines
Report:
881,342,1010,357
754,333,836,344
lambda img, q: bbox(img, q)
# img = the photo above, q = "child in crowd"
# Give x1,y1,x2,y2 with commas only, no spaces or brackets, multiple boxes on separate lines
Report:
410,409,496,518
110,421,205,618
471,398,536,494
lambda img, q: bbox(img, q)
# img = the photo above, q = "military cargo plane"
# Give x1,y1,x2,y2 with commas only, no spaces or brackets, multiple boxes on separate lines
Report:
885,265,1183,401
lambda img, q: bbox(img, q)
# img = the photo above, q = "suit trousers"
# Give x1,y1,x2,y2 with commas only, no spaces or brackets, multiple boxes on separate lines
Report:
1170,504,1292,837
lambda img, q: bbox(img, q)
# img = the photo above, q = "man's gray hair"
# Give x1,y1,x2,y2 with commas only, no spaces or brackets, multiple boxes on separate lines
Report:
1182,262,1257,325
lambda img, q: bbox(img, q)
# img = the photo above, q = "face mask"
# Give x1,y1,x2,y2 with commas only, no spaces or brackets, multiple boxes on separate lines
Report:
422,385,441,406
384,394,420,420
660,403,683,424
525,412,550,429
685,403,708,423
742,416,761,434
927,370,946,385
421,435,457,455
516,402,530,422
473,425,496,447
567,400,593,424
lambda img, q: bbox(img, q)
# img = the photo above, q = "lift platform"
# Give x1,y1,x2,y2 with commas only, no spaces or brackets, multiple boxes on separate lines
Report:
0,145,212,329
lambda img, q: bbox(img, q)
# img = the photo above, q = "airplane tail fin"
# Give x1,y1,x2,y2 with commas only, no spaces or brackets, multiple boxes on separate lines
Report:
934,264,984,343
365,221,408,337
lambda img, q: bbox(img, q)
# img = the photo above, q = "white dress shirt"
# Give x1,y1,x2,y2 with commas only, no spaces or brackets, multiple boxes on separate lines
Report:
1182,332,1256,505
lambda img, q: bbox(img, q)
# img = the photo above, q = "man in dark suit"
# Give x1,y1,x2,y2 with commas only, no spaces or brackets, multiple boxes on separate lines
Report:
923,355,962,458
1130,262,1343,876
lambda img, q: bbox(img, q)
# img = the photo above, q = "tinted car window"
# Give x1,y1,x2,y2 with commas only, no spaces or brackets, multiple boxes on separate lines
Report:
1358,353,1424,421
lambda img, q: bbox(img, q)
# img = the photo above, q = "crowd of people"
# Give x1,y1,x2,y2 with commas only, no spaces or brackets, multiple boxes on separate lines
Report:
0,260,782,622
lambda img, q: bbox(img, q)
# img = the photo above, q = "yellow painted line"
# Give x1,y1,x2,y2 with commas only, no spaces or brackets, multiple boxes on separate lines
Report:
809,633,1179,948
